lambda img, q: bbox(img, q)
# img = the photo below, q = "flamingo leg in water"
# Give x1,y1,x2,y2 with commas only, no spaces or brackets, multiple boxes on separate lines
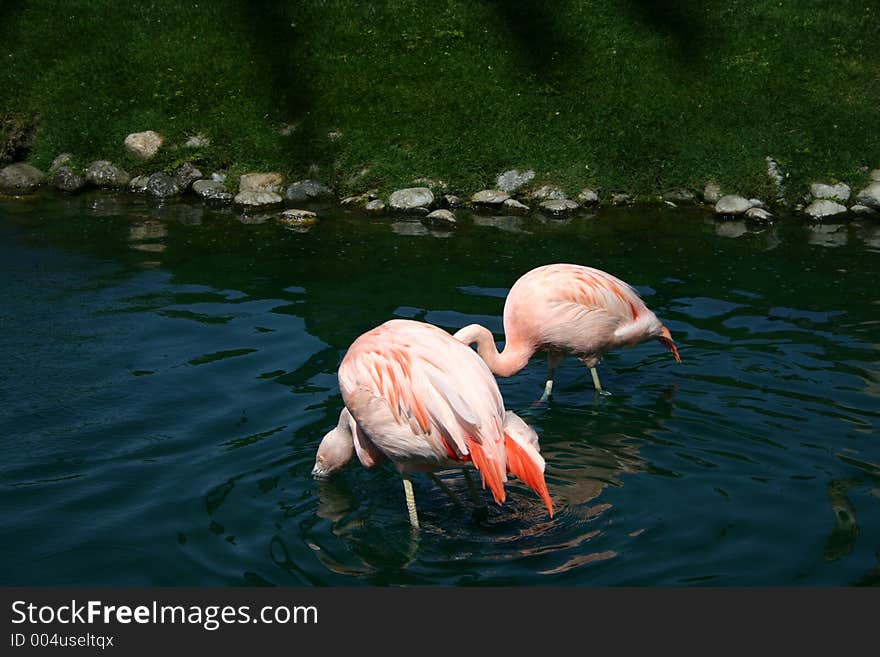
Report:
461,468,484,505
402,477,420,529
589,366,612,396
429,473,463,507
540,351,565,402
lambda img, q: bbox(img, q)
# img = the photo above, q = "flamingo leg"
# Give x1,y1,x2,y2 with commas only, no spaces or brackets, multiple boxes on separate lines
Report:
402,477,420,529
540,351,565,402
461,468,484,505
590,367,602,392
429,473,463,507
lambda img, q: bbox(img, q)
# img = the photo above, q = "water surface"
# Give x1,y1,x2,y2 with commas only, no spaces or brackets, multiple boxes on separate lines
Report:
1,193,878,586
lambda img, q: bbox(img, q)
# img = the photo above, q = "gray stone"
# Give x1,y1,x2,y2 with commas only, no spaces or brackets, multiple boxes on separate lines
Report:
285,179,333,203
422,209,456,228
577,188,599,204
748,198,764,208
530,185,566,201
849,203,876,215
53,166,85,193
239,172,283,194
146,172,180,198
364,199,386,212
496,169,535,193
85,160,130,187
193,179,232,202
0,163,44,193
540,199,579,214
663,189,696,203
124,131,164,159
389,187,434,211
715,195,752,215
211,172,226,183
443,194,462,208
855,182,880,209
49,153,73,173
172,162,203,191
184,133,211,148
502,198,530,211
745,207,773,221
804,199,848,219
130,175,150,193
279,209,318,226
810,182,851,202
471,189,510,205
234,191,283,207
871,169,880,182
610,193,632,205
703,181,722,203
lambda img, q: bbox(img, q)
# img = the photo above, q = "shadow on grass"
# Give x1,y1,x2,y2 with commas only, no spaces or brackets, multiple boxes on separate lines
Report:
235,1,323,170
624,0,709,65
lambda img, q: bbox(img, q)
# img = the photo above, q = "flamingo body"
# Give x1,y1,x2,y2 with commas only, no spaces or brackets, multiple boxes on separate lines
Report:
455,264,680,394
313,319,554,524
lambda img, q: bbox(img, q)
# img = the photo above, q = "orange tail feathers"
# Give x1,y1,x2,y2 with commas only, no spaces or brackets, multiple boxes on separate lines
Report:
466,437,506,506
505,434,554,517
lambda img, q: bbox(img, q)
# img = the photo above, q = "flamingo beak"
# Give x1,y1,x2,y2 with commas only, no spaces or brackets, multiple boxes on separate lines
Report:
657,327,681,363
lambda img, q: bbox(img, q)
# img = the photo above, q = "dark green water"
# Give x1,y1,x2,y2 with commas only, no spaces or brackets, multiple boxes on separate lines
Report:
1,192,878,586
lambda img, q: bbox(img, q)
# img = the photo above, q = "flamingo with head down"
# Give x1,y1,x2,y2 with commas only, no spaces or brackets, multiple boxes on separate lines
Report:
454,263,681,399
312,319,554,529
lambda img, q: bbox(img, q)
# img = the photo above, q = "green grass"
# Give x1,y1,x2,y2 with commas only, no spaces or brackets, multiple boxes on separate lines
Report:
1,1,878,199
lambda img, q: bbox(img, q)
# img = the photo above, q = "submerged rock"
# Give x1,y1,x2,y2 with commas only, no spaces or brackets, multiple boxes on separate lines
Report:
0,163,44,193
422,209,456,228
471,189,510,205
124,131,164,159
804,199,848,219
715,195,752,215
279,209,318,226
810,182,851,202
146,172,180,198
285,179,333,202
389,187,434,211
540,199,579,214
239,172,284,194
496,169,535,193
364,199,386,212
53,166,85,193
85,160,130,187
745,206,773,221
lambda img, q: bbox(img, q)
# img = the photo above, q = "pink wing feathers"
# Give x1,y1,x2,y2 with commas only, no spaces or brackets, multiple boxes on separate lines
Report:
338,320,510,504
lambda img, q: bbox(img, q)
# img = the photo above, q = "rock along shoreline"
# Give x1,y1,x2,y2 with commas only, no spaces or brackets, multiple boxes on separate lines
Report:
1,140,879,228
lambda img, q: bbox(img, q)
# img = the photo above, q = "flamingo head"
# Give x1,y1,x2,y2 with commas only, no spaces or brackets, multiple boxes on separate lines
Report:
312,409,355,477
656,325,681,363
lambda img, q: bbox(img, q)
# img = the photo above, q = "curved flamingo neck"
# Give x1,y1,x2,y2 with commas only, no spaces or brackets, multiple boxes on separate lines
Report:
453,324,533,377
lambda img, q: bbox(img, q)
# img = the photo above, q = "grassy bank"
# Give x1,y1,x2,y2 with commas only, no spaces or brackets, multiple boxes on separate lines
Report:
1,1,879,199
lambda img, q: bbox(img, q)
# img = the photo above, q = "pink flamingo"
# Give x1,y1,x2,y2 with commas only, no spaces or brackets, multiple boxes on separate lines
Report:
312,319,554,528
454,264,681,399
